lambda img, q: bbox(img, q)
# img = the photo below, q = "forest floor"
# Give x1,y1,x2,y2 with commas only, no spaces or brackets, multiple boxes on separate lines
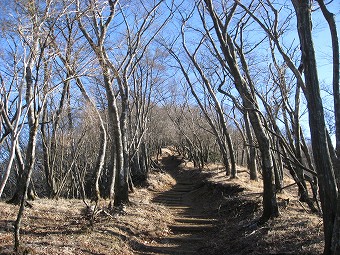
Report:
0,148,323,255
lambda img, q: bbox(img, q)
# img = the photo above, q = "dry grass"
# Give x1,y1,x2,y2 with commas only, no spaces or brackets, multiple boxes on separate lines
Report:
147,170,176,192
0,154,324,255
198,163,324,255
0,172,176,255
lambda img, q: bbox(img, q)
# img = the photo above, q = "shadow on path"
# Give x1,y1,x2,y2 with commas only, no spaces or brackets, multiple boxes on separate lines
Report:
135,153,219,255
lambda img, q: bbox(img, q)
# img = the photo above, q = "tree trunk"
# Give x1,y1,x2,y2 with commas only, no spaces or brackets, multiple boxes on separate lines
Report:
41,106,57,197
103,74,125,207
315,3,340,251
72,74,107,202
291,1,338,254
315,0,340,159
115,91,130,205
247,106,279,222
14,65,41,251
203,0,279,222
244,111,258,181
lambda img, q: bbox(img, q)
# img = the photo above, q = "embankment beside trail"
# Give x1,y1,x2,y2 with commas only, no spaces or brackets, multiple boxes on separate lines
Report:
0,149,323,255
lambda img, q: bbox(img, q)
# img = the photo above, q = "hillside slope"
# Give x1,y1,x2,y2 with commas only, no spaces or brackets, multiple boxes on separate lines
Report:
0,149,323,254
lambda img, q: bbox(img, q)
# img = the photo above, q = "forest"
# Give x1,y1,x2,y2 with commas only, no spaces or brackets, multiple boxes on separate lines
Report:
0,0,339,254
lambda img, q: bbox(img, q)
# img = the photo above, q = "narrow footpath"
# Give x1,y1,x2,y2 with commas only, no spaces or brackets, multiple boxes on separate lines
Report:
133,149,324,255
137,152,218,255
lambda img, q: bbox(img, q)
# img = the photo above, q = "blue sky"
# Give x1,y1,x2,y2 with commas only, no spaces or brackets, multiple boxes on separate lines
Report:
311,1,340,140
313,1,340,84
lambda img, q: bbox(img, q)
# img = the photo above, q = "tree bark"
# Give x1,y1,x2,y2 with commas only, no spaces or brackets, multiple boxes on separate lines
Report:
203,0,278,222
291,1,338,254
0,88,23,198
315,0,340,159
244,111,258,181
14,65,41,251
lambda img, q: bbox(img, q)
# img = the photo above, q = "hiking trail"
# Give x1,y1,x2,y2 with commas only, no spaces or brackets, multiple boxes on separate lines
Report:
137,150,218,255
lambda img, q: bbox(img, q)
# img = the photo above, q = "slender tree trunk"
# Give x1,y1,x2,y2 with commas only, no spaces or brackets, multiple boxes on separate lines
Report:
102,74,124,207
244,111,258,181
316,1,340,253
226,133,237,178
292,82,310,202
203,0,279,222
72,75,107,201
0,134,19,198
41,103,58,197
14,65,41,251
204,0,278,221
315,0,340,159
115,91,129,205
247,106,279,222
272,147,283,191
292,1,338,254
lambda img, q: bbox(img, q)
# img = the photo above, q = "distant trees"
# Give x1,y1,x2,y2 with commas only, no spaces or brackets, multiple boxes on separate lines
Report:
0,0,339,253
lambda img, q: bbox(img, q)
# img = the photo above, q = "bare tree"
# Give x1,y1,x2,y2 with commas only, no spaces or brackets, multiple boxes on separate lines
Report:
0,0,75,249
291,1,337,253
316,1,340,253
0,46,26,198
197,0,279,222
76,0,173,206
129,49,169,184
234,1,338,251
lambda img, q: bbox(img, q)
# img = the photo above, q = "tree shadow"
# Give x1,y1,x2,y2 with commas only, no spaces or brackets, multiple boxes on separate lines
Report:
133,153,222,254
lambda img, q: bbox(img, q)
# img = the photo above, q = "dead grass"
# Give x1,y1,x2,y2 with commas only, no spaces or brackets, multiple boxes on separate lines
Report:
198,163,324,255
0,153,324,255
0,171,176,255
147,171,176,192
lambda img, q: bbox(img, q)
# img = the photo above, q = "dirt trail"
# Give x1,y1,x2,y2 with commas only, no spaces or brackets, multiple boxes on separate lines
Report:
136,152,218,255
133,149,324,255
0,148,323,254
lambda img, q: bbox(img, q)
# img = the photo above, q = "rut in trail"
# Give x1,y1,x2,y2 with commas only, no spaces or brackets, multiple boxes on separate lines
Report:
136,152,218,255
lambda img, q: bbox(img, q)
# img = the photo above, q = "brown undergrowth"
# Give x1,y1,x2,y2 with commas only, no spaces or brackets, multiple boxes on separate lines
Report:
197,164,324,255
0,150,324,254
0,171,176,255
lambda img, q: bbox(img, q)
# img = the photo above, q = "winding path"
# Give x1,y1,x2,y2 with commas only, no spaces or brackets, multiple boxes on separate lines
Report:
137,153,218,255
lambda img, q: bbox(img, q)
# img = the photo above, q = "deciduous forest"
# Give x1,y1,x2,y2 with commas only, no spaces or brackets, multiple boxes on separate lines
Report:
0,0,339,254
